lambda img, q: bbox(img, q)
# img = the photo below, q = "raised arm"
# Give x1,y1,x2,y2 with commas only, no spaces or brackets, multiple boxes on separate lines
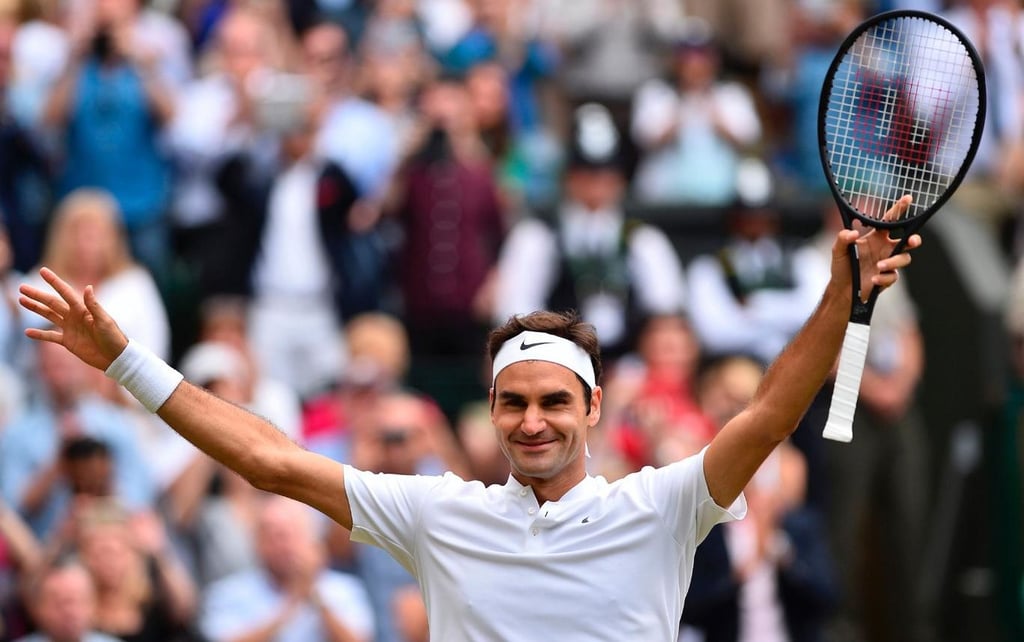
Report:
703,196,920,508
18,268,354,529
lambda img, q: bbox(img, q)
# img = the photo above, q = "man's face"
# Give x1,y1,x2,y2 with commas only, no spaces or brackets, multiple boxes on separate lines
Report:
490,361,601,490
65,455,113,496
565,168,625,212
33,567,96,642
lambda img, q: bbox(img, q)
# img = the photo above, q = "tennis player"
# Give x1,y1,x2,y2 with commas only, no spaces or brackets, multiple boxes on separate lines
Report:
17,198,918,641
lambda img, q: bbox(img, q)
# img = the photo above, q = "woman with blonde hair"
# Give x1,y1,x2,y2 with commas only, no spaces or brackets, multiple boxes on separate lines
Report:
26,188,170,361
74,502,200,642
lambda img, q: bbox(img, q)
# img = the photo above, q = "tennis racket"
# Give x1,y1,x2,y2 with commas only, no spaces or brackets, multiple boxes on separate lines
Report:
818,10,985,442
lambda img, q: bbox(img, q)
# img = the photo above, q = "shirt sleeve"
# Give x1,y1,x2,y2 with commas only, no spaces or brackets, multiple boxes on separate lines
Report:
641,447,747,546
344,466,448,574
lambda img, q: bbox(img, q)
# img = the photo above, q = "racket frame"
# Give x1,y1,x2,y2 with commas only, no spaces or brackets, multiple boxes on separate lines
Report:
816,9,986,441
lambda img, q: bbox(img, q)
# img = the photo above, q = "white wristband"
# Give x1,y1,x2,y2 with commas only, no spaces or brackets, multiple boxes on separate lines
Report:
105,339,184,413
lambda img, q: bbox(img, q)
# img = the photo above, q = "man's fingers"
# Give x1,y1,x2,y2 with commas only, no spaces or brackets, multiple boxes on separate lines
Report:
882,194,913,222
19,283,70,317
25,327,64,344
83,285,108,323
39,267,85,311
18,296,63,327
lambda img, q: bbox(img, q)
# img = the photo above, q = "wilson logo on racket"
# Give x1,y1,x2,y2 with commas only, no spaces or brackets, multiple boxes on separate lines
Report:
852,72,942,166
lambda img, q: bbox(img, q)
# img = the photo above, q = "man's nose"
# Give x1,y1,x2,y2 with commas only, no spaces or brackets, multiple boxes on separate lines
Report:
521,405,546,435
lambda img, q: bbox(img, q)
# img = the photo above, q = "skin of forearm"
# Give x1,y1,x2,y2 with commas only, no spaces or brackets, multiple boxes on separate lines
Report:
155,383,301,495
749,280,851,441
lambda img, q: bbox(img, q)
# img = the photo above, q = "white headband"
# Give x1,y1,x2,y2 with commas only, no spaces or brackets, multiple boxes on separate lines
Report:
491,331,596,389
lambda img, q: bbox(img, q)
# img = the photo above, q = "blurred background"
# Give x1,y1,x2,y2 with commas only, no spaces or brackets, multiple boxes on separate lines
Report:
0,0,1019,640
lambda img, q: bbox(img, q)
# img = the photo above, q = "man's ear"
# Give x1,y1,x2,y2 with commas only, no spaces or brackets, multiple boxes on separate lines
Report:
588,386,602,427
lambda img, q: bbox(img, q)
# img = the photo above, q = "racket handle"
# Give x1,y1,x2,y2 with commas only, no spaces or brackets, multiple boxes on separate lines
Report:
823,322,871,443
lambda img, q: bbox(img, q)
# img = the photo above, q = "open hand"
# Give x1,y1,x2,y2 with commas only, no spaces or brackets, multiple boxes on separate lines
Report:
18,268,129,371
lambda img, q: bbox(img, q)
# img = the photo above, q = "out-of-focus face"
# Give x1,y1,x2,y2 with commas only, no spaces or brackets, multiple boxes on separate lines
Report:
466,62,508,130
218,11,268,88
38,340,90,402
302,23,349,95
65,455,114,497
420,80,476,135
674,46,719,90
255,498,319,582
95,0,138,27
565,168,625,212
79,522,135,589
33,565,97,642
638,316,699,379
370,394,429,475
65,208,117,277
490,361,601,493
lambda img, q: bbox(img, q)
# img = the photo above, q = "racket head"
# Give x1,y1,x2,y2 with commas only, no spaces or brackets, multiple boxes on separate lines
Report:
818,10,986,230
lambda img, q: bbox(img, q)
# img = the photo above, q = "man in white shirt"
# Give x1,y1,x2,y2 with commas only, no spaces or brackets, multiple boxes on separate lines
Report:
17,193,920,640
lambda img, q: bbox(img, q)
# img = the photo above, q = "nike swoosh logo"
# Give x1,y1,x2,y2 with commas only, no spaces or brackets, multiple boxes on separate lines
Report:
520,340,555,350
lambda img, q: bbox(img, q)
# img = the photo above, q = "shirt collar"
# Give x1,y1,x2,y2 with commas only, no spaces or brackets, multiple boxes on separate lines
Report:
503,474,599,504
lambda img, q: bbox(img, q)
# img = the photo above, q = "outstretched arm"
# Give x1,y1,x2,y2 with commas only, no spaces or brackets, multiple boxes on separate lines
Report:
703,196,920,508
19,269,354,529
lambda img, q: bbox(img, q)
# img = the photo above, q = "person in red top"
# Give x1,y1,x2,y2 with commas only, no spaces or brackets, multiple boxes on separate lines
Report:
603,313,715,473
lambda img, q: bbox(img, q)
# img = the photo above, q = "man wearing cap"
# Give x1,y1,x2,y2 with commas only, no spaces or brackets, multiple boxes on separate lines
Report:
494,102,687,357
16,193,919,640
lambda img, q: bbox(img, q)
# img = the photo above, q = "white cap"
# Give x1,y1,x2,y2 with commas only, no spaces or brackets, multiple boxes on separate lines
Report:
179,342,247,386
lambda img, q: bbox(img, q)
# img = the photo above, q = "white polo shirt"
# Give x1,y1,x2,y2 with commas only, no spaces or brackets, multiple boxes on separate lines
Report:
345,448,745,641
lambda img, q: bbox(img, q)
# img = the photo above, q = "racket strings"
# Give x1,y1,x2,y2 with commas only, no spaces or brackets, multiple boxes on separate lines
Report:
824,15,981,222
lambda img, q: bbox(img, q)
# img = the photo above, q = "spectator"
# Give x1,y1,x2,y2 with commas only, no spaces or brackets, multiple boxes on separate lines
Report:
534,0,686,163
390,72,507,423
681,355,839,642
304,20,395,317
347,390,466,642
943,0,1024,250
7,0,70,132
465,60,562,211
308,20,399,200
195,296,301,439
599,313,712,477
759,0,863,196
359,15,432,159
438,0,560,135
199,495,375,642
494,102,686,357
630,19,762,206
166,6,278,270
0,340,155,539
41,0,180,277
25,188,171,361
211,80,360,399
808,199,932,642
0,13,51,274
14,558,120,642
74,504,200,642
685,161,821,365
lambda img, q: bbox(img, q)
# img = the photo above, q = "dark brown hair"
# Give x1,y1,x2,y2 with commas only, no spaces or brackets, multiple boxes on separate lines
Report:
487,311,602,407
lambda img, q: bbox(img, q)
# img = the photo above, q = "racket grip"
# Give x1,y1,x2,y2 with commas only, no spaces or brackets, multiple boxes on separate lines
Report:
822,322,871,443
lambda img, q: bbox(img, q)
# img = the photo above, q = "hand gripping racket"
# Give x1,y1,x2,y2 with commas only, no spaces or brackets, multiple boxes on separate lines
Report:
818,10,985,442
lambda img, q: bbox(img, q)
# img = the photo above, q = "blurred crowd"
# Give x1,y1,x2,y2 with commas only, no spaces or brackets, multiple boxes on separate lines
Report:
0,0,1021,640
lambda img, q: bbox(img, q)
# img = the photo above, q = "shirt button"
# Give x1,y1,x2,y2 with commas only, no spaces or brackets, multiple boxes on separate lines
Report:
528,508,536,515
519,488,528,497
531,528,539,536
